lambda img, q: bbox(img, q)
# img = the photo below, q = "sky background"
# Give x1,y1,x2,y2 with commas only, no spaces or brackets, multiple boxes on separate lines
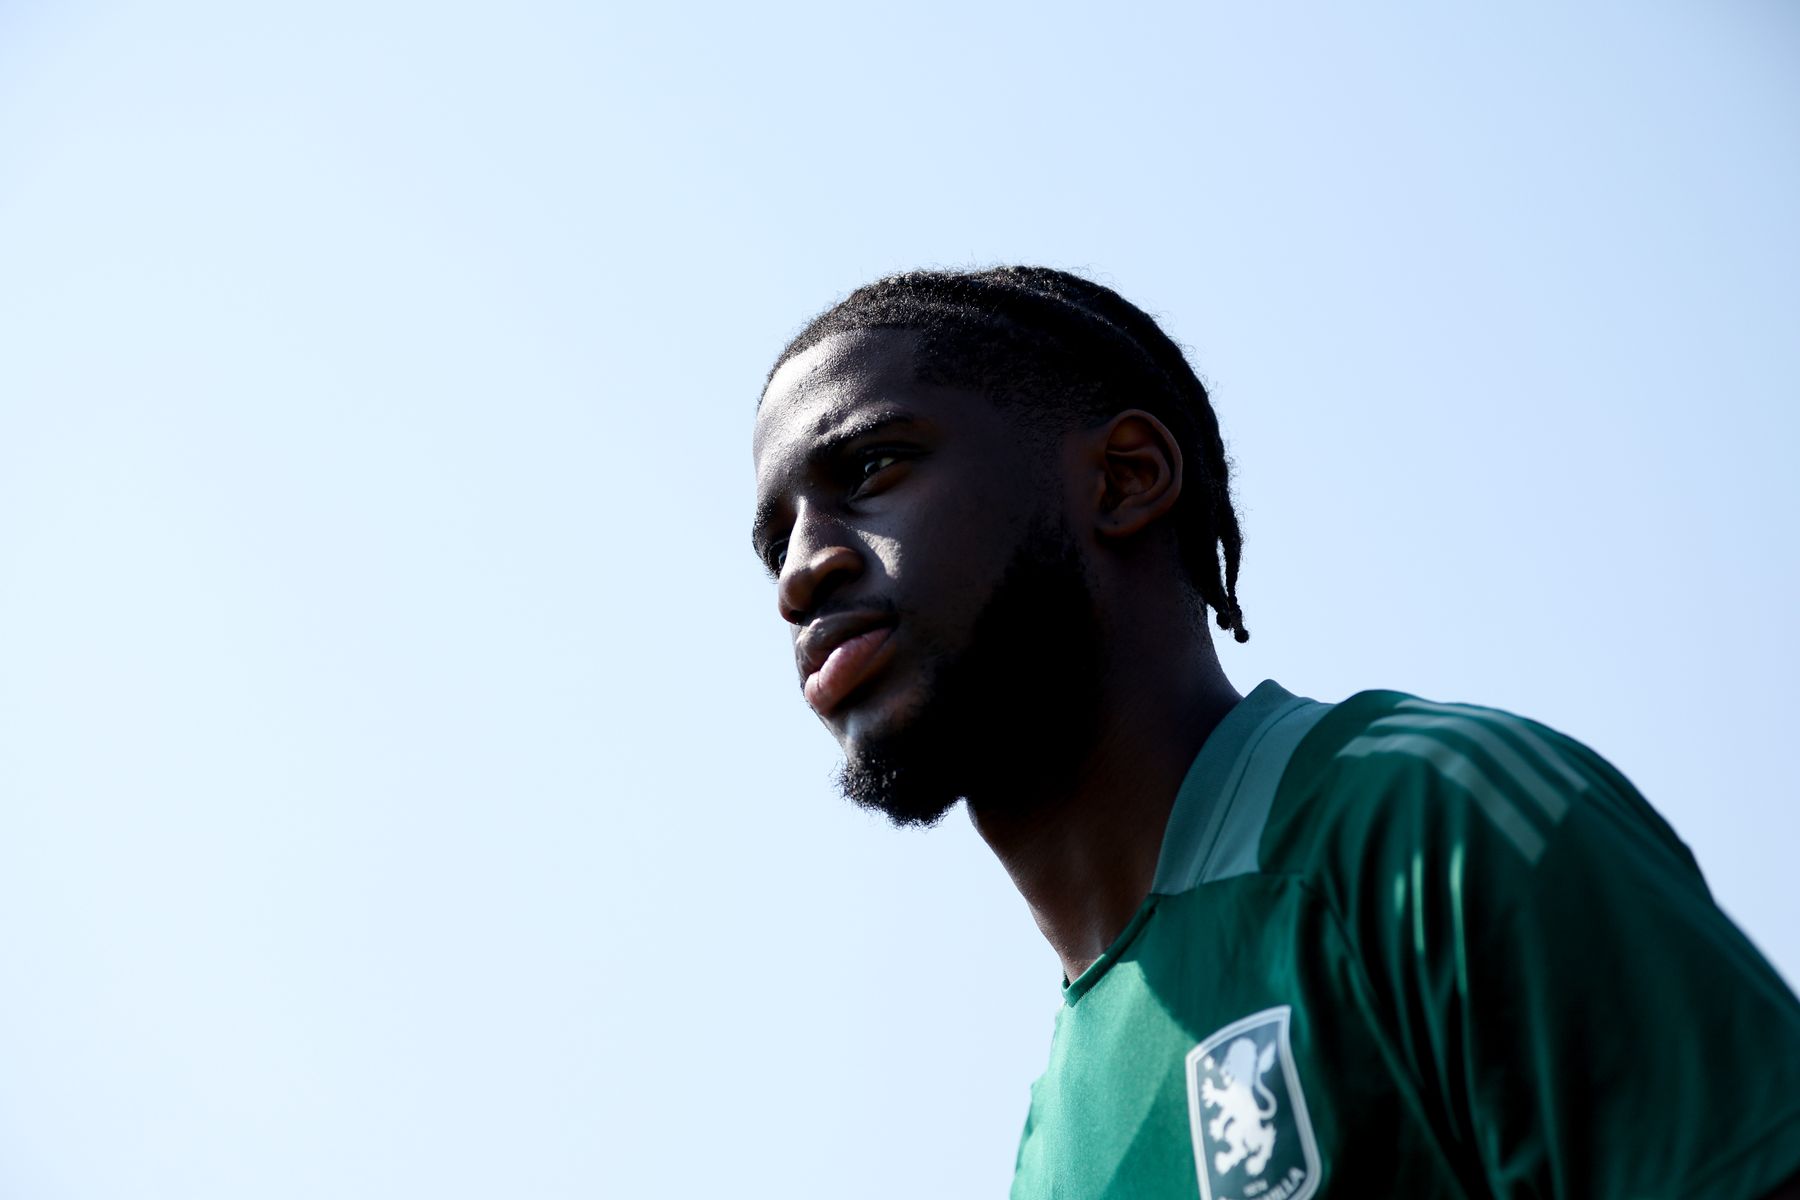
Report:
1,2,1796,1196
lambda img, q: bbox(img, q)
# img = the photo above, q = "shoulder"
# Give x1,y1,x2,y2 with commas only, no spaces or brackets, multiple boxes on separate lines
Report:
1262,688,1699,888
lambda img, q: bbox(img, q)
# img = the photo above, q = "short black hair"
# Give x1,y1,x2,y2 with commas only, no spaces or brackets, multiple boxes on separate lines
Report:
766,266,1248,642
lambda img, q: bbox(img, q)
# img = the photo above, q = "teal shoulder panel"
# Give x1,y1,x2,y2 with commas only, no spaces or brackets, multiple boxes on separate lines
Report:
1205,698,1333,884
1151,680,1333,896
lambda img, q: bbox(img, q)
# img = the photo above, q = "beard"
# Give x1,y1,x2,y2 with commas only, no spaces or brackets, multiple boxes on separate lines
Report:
834,515,1105,828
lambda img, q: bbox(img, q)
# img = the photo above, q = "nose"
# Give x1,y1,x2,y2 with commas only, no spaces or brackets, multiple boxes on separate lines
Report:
777,509,864,625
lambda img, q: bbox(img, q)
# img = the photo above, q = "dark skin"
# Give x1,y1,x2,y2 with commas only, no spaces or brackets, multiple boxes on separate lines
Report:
752,328,1240,982
753,326,1800,1200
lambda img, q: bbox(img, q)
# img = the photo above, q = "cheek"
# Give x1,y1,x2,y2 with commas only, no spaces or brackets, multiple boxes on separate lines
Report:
890,520,1023,638
866,464,1045,616
861,530,904,579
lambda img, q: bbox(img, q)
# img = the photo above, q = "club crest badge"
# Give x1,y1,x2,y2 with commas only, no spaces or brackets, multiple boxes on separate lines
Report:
1184,1006,1319,1200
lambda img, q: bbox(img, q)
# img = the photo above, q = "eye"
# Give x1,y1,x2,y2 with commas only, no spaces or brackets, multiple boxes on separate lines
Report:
859,452,900,479
850,448,911,496
765,540,788,576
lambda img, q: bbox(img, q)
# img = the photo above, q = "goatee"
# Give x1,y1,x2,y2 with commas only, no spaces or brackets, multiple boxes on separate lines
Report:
835,518,1105,827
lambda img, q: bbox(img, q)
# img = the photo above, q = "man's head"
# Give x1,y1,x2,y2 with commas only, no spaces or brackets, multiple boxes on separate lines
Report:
751,267,1245,826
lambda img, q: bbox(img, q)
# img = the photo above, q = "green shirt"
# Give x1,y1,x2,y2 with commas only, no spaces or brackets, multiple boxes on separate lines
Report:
1010,681,1800,1200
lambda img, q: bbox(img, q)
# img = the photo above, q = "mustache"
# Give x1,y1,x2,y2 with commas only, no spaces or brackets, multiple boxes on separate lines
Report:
809,596,900,623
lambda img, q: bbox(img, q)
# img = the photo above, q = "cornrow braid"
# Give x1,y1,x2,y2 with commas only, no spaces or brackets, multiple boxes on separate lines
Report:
766,266,1249,643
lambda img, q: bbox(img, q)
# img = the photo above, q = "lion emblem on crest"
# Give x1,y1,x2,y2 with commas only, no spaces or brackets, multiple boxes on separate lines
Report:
1186,1006,1320,1200
1201,1037,1279,1175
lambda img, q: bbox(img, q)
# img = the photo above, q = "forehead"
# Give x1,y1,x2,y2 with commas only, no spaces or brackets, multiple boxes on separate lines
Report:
753,328,924,468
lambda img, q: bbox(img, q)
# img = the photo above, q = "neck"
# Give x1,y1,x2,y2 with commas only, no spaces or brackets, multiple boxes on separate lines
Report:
966,628,1240,985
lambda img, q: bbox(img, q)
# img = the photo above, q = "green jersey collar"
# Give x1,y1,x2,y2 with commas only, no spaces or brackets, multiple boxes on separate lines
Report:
1062,681,1332,1005
1150,679,1331,896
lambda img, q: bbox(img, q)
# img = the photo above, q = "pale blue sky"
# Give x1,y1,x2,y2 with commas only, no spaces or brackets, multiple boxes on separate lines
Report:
1,2,1795,1196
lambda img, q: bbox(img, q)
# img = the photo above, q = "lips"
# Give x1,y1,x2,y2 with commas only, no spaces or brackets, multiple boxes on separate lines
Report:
796,613,898,716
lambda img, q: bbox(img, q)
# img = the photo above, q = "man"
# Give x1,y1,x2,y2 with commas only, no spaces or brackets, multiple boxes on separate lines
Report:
749,266,1800,1199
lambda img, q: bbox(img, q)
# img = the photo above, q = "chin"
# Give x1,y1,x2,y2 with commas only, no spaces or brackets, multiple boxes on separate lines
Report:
835,745,963,829
829,673,932,754
830,677,969,828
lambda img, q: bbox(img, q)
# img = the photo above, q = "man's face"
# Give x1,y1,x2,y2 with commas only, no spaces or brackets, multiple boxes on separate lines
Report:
752,329,1103,826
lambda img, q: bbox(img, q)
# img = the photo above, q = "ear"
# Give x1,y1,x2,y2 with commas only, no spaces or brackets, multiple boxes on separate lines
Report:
1087,409,1183,539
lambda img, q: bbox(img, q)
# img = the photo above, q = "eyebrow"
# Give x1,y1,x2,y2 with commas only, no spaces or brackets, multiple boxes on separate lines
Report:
750,408,924,562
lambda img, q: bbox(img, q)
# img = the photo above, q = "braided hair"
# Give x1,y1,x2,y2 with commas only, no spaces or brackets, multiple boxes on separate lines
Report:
765,266,1249,643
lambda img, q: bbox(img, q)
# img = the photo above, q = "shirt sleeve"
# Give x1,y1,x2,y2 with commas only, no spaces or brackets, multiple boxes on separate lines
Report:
1307,696,1800,1200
